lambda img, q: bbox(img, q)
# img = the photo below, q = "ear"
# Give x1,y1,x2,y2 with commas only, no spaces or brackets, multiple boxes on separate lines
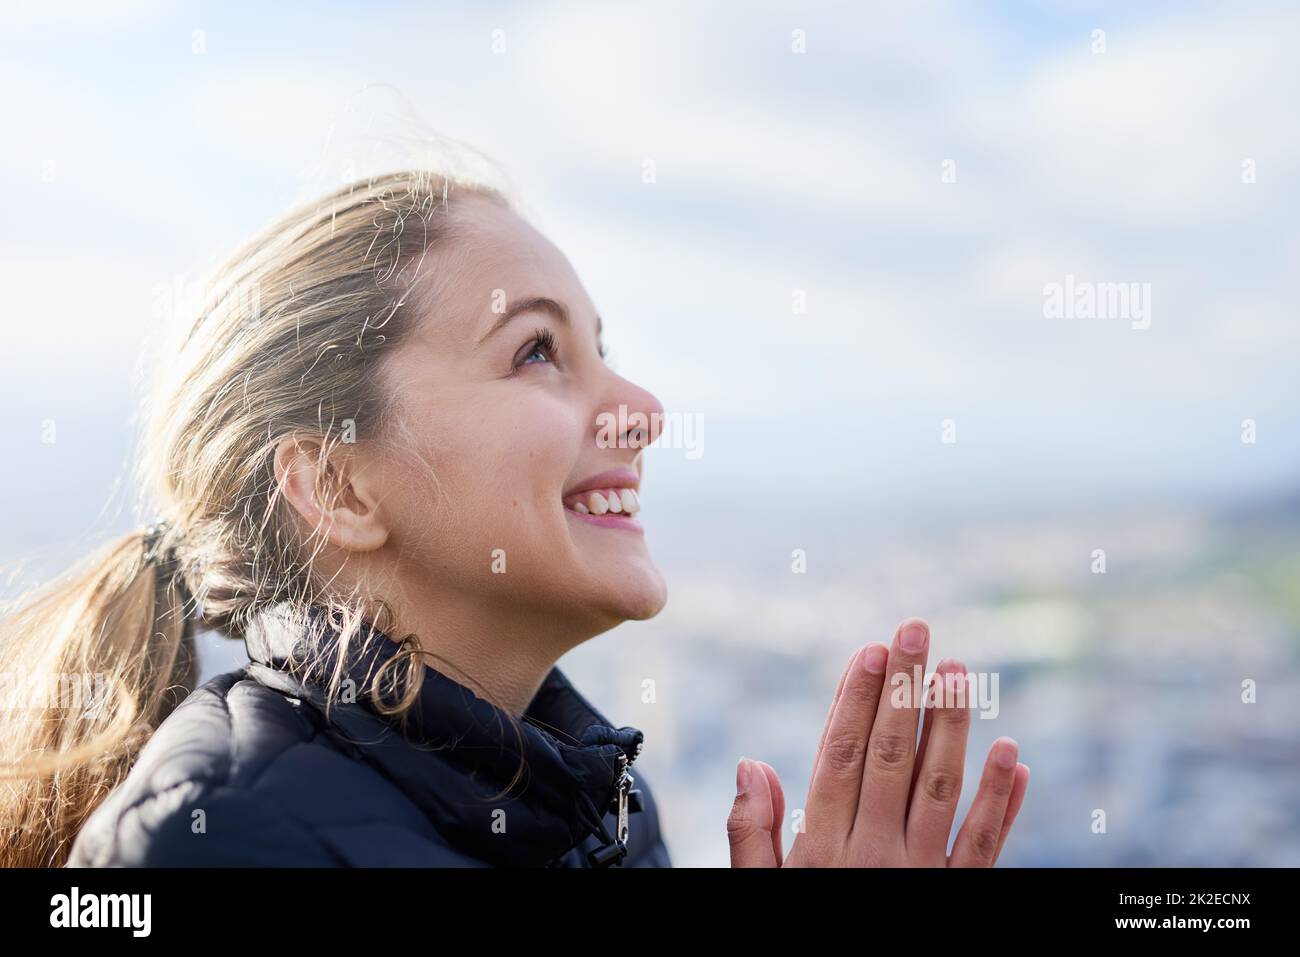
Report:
273,434,389,553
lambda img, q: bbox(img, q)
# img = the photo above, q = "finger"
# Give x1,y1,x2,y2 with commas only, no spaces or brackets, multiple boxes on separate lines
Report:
755,760,786,865
992,763,1030,865
727,757,779,867
905,658,971,860
808,647,860,787
948,737,1019,867
856,618,931,835
804,642,890,838
908,657,954,794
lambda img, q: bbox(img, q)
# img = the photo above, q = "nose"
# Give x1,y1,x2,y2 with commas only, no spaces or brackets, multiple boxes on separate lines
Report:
596,371,665,452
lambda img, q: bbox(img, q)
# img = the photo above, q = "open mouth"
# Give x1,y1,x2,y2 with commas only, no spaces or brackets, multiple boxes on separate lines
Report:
562,487,643,531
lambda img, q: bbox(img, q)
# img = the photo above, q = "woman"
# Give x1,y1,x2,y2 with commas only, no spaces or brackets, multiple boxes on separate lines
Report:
0,165,1028,868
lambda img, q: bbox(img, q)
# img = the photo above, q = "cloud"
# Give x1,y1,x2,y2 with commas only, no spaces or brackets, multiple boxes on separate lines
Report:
1,0,1296,513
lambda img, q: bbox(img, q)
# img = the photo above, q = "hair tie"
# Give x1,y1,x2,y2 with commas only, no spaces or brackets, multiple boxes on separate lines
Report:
141,518,203,621
142,518,174,565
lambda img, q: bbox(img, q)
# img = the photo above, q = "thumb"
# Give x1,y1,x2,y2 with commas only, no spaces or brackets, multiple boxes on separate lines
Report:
727,756,779,867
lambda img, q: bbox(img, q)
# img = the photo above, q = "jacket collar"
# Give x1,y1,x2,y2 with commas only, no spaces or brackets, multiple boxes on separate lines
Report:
241,602,644,867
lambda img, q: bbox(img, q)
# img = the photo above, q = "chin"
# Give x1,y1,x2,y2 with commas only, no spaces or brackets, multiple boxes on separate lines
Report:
588,567,668,624
621,579,669,621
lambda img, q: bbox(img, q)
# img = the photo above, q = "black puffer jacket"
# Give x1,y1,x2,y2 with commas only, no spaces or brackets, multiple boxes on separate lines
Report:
67,604,671,867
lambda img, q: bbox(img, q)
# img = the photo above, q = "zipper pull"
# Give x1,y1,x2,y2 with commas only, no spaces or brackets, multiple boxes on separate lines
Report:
615,765,633,846
588,752,633,866
585,735,645,866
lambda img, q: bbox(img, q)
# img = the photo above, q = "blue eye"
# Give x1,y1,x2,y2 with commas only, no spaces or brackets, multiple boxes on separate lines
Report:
518,328,558,367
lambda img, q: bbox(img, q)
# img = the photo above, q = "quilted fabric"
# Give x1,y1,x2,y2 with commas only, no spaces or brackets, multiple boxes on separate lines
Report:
67,604,671,867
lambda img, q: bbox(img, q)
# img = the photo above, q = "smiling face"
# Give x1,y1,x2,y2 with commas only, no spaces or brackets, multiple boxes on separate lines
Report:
368,195,667,639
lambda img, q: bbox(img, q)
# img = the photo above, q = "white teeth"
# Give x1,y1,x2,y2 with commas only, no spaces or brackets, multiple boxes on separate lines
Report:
568,488,641,517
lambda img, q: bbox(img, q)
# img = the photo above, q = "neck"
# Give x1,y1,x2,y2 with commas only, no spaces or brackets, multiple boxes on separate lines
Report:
378,591,599,718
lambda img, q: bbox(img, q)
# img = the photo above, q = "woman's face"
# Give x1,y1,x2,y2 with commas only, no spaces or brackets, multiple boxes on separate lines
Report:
370,195,667,636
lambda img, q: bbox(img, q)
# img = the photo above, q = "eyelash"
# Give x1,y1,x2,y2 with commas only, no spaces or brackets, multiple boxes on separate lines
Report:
511,326,609,373
517,327,559,369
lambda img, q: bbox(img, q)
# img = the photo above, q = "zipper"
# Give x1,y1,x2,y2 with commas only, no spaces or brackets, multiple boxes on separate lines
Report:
613,752,633,845
586,739,644,867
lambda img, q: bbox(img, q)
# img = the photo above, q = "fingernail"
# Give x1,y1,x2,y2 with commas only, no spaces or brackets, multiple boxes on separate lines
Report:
995,738,1018,769
938,658,967,678
861,644,889,673
899,620,929,654
736,756,752,794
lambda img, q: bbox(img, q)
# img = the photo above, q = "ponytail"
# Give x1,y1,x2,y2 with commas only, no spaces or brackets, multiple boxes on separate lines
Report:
0,526,197,867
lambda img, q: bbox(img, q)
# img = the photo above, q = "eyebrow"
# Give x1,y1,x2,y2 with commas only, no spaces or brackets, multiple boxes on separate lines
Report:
476,295,604,346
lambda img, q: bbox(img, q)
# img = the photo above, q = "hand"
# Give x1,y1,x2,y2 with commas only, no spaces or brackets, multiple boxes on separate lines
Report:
727,617,1029,867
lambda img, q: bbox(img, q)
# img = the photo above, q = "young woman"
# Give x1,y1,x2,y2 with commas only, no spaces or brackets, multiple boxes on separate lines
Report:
0,165,1028,868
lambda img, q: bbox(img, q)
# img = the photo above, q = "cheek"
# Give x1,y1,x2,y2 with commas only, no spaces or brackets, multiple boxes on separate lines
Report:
476,396,581,505
418,396,585,562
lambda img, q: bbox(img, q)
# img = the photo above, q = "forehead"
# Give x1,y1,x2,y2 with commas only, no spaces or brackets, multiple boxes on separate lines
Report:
422,196,593,338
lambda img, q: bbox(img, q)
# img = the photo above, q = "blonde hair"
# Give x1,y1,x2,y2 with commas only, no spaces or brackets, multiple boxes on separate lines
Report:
0,166,520,866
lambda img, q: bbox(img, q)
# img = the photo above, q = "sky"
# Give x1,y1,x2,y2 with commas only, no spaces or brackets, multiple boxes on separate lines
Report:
1,0,1298,557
